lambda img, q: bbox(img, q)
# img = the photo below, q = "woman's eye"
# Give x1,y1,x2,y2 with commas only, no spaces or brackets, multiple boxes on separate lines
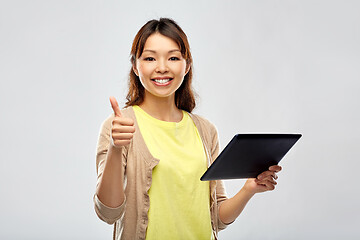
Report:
169,57,180,61
144,57,155,61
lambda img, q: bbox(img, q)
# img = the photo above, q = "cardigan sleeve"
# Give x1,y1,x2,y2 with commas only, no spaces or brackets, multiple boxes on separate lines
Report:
93,114,127,224
210,123,233,230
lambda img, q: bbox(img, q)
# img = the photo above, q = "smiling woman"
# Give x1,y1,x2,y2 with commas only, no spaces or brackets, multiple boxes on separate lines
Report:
94,18,281,240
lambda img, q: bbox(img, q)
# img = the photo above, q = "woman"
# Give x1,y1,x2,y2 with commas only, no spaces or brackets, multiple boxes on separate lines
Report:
94,18,281,240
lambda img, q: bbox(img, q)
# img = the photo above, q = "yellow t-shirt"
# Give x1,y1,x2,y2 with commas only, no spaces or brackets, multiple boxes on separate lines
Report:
133,105,213,240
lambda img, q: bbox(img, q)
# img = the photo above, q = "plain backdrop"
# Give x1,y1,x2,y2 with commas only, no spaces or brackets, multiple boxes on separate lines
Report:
1,0,359,239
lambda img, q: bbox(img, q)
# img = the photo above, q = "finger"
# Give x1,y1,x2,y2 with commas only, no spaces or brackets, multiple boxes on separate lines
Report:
112,126,136,133
113,117,134,126
269,165,282,172
256,179,276,190
255,175,277,185
112,132,134,140
274,172,278,180
259,177,277,185
109,96,122,117
113,139,131,146
259,172,278,180
264,181,276,191
257,170,276,180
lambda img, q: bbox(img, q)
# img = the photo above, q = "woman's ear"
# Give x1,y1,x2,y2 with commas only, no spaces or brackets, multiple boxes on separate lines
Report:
132,64,139,76
185,64,191,75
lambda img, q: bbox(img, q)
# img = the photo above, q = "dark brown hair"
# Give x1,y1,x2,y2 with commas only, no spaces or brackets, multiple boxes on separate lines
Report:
125,18,196,112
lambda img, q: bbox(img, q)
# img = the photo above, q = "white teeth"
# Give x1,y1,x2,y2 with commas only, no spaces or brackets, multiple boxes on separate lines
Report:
154,78,171,84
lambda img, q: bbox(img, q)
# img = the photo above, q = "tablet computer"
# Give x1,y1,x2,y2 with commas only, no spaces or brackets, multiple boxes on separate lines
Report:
200,133,302,181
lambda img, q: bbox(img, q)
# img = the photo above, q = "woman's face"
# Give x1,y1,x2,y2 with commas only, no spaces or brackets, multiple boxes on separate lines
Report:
133,33,189,101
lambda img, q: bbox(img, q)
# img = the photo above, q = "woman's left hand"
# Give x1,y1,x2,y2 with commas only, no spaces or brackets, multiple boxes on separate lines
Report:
243,165,282,195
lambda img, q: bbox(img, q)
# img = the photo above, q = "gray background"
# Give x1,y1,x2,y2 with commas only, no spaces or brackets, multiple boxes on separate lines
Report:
1,0,359,239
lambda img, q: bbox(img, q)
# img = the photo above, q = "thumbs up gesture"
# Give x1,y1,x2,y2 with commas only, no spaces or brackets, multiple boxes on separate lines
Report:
109,96,135,148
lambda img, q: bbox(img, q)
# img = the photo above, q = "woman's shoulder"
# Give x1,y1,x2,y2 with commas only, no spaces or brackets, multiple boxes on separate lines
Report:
188,112,218,135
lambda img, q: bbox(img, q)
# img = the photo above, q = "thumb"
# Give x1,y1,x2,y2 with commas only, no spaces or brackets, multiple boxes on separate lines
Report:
109,96,122,117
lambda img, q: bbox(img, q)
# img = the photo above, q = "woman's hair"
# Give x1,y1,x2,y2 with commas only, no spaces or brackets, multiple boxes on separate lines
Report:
125,18,196,112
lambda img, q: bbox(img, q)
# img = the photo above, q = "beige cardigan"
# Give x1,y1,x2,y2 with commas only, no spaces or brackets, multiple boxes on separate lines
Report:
94,106,231,239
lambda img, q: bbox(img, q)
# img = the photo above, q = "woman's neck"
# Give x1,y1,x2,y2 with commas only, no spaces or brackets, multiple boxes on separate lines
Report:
138,94,183,122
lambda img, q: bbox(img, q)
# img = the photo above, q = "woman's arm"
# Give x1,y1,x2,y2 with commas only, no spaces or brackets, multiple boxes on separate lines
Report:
206,121,281,226
96,146,126,208
219,165,282,224
94,118,129,224
95,97,135,209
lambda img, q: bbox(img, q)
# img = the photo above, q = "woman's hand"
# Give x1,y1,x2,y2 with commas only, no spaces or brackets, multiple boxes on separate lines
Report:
109,96,135,148
219,165,282,224
243,165,282,195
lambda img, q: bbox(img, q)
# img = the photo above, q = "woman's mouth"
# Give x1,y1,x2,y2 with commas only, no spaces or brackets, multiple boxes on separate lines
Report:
151,78,173,86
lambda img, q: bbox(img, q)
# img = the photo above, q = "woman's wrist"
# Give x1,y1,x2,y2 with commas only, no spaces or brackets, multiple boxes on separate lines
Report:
107,145,123,161
241,182,257,197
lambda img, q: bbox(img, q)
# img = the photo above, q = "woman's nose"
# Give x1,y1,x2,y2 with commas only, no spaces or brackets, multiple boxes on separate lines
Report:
155,59,169,73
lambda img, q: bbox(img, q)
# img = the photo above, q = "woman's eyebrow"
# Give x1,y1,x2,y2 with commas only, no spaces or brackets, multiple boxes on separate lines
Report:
143,49,181,53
